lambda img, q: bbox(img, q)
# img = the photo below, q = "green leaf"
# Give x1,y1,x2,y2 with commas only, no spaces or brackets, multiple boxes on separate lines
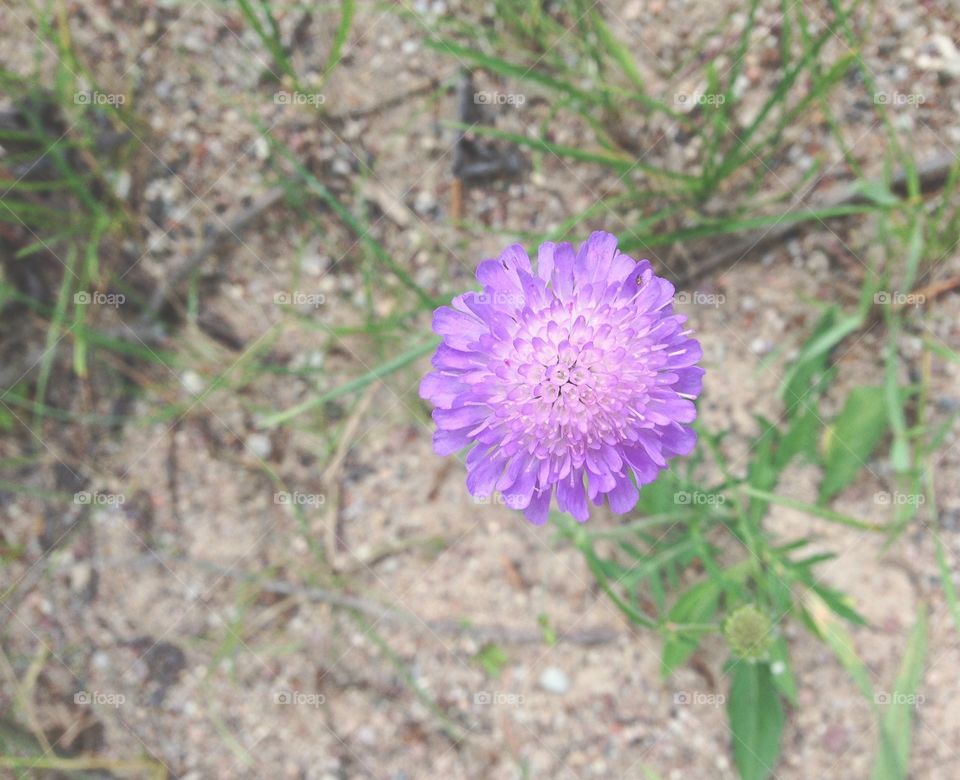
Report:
871,609,928,780
552,513,657,629
635,472,685,515
448,122,693,183
537,613,557,646
424,37,681,119
741,486,885,533
661,579,722,677
776,407,819,467
819,386,889,501
590,11,645,91
883,319,913,478
621,205,878,252
425,37,592,101
768,636,798,705
901,213,924,294
803,590,873,698
745,416,782,524
0,404,14,432
259,336,439,427
323,0,355,84
782,361,829,422
810,583,868,626
474,643,509,678
780,306,859,417
727,662,784,780
851,179,900,207
934,535,960,636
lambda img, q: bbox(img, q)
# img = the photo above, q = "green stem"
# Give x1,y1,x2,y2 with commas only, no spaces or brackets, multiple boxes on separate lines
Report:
739,486,887,532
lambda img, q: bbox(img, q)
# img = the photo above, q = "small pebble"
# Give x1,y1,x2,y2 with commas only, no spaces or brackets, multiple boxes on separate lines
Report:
245,433,272,460
181,370,205,395
253,136,270,160
69,562,93,593
414,190,437,214
538,666,570,694
112,170,132,200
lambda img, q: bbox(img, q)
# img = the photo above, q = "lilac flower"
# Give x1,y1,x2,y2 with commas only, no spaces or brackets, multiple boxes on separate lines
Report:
419,231,703,524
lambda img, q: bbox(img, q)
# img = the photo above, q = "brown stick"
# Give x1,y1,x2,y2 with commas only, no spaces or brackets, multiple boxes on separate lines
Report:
324,79,442,123
906,273,960,308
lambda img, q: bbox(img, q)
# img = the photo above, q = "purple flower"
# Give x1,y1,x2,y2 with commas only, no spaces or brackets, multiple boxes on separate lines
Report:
420,231,704,524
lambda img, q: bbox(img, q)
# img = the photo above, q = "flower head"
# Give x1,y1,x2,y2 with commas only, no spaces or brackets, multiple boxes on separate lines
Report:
724,604,773,660
420,231,703,524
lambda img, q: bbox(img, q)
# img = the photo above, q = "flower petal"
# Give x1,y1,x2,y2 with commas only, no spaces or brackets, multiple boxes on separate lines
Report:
606,472,639,514
524,488,551,525
557,470,589,522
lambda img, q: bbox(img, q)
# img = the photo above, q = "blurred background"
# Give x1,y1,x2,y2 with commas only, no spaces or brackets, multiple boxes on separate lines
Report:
1,1,959,778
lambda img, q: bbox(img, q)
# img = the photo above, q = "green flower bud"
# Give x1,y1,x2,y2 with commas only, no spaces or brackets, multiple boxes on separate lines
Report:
724,604,773,660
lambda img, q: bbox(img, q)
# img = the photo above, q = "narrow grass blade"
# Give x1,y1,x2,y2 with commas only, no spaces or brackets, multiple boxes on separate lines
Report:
740,486,885,532
871,609,928,780
267,131,438,309
260,337,438,427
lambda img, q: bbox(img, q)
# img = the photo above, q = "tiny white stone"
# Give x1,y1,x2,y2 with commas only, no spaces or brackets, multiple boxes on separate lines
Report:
112,170,132,200
252,136,270,160
181,370,205,395
538,666,570,694
246,433,272,460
